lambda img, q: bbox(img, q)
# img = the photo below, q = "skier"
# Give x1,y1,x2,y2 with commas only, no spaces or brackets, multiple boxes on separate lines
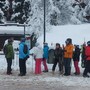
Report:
63,38,74,76
81,43,86,68
32,43,43,75
18,38,29,76
73,45,81,75
83,41,90,78
3,39,14,75
42,43,49,72
52,43,63,75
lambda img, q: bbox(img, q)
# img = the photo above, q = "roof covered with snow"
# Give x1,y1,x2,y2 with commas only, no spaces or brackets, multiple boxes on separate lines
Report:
0,24,30,35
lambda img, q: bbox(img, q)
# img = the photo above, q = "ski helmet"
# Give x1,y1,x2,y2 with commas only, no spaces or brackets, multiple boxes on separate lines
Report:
75,45,79,48
65,38,72,44
87,41,90,46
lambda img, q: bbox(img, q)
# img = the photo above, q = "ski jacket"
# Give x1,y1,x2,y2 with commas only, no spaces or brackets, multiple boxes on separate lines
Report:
85,46,90,60
64,44,74,58
4,43,14,59
32,46,43,59
43,45,49,59
54,48,63,59
73,48,81,61
19,42,29,59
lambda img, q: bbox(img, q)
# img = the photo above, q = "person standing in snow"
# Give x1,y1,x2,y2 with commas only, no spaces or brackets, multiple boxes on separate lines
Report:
83,41,90,78
52,43,63,75
32,43,43,75
63,38,74,76
81,44,86,68
42,43,49,72
18,38,29,76
3,39,14,75
73,45,81,75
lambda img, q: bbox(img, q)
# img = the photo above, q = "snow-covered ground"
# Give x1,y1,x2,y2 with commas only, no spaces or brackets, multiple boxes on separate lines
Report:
0,24,90,89
0,53,90,88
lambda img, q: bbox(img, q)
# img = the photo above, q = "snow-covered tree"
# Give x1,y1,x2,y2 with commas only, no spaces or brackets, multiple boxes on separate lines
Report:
1,0,90,26
27,0,51,37
49,0,74,25
11,0,31,24
0,8,4,23
49,0,90,25
0,0,5,23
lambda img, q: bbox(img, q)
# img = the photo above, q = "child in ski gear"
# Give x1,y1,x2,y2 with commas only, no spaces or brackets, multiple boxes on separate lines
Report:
3,39,14,75
64,38,74,76
83,41,90,78
32,43,43,74
52,43,63,74
43,43,49,72
73,45,81,75
19,38,29,76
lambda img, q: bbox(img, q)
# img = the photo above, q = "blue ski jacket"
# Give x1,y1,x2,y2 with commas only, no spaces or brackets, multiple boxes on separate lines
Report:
19,42,29,59
43,45,49,59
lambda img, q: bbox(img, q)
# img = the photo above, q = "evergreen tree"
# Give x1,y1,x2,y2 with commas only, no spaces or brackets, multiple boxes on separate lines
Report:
0,0,5,23
50,0,72,25
11,0,31,24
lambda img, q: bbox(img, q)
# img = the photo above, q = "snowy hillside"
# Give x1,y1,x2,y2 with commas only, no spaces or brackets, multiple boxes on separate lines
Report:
38,24,90,46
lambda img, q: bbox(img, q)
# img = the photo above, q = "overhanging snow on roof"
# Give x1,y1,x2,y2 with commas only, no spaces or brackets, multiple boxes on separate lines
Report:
0,23,30,35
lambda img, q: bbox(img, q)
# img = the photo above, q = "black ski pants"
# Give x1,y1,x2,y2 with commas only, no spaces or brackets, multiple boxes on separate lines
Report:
64,58,71,75
6,58,12,73
52,57,63,72
19,58,26,75
83,60,90,75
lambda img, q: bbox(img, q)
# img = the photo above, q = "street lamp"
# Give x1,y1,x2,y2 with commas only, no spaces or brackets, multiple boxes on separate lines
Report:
44,0,46,43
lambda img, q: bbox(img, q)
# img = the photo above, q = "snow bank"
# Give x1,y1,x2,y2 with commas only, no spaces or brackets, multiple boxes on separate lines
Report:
0,26,30,35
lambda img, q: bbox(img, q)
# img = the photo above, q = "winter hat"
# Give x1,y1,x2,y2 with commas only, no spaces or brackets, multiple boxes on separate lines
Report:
56,43,60,46
76,45,79,48
8,39,13,43
21,38,26,42
43,42,48,46
35,42,39,47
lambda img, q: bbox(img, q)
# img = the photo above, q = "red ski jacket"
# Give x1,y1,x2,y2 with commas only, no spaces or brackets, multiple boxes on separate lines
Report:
85,46,90,60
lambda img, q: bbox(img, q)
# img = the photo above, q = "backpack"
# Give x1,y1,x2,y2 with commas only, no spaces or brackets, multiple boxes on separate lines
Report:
23,44,28,54
3,44,8,55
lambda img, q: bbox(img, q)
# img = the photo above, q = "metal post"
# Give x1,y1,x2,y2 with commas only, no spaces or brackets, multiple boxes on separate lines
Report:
24,25,25,38
44,0,46,43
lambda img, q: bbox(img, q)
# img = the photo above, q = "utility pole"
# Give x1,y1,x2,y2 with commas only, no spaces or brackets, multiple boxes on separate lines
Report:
44,0,46,43
24,24,26,38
